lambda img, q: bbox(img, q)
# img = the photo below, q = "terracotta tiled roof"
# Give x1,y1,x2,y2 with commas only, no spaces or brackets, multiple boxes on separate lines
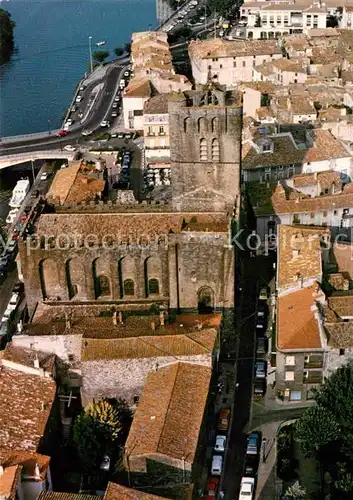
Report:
144,93,170,115
47,161,82,204
189,38,281,60
0,344,55,374
125,363,211,462
82,328,218,361
38,493,98,500
0,368,56,452
289,96,316,115
272,59,307,73
0,465,21,500
35,212,228,242
327,273,350,291
124,77,152,98
277,225,328,290
292,173,316,187
277,285,323,350
104,482,169,500
0,450,50,479
327,295,353,317
240,82,276,94
272,187,353,214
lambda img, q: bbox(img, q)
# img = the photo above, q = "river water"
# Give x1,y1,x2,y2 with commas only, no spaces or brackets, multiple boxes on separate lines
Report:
0,0,156,219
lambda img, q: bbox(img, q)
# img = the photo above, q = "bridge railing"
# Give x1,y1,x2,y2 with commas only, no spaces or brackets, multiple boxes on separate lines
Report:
0,131,60,144
0,150,74,161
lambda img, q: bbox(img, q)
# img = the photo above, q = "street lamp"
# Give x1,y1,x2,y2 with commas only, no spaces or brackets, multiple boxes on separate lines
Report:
48,118,51,136
88,36,93,73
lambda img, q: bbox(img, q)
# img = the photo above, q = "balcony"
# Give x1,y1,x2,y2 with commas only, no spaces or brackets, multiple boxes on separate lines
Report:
304,359,323,369
303,371,323,384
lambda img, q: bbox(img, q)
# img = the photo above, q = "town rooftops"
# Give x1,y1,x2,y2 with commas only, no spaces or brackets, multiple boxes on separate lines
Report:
272,58,308,74
0,367,56,452
104,482,170,500
0,450,51,480
47,161,105,206
125,362,211,463
240,81,276,94
327,295,353,318
124,77,153,98
325,322,353,348
189,38,281,60
143,93,170,115
37,493,98,500
34,212,229,242
277,225,328,291
277,284,324,350
0,343,55,376
0,465,21,500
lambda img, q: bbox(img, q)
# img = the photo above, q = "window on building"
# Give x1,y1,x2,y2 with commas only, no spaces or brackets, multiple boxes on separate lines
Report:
277,15,281,24
96,275,110,297
307,388,316,400
220,64,223,69
285,356,295,366
211,138,220,161
343,208,350,215
269,15,274,24
262,15,267,25
148,278,159,295
208,65,211,70
128,119,134,129
340,348,345,356
323,210,328,217
159,125,164,135
284,16,289,25
290,390,302,401
200,138,208,161
128,110,134,118
334,210,338,215
242,60,246,67
233,60,237,68
123,279,135,296
306,15,311,26
148,125,153,136
262,141,272,152
285,371,295,381
133,395,140,404
311,212,315,219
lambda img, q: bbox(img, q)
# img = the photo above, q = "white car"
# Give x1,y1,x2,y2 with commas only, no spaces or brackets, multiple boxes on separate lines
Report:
6,209,19,224
100,455,110,471
214,435,226,453
64,145,76,152
211,455,223,476
75,95,83,103
9,292,20,308
100,121,110,127
239,477,255,500
40,172,48,181
82,129,93,136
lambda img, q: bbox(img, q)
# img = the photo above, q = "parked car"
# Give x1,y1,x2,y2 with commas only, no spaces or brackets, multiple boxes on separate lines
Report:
31,189,39,198
123,70,130,77
40,172,48,181
64,145,76,152
205,477,219,499
256,316,266,336
211,455,223,476
257,302,268,319
5,240,17,255
79,85,85,91
55,129,68,137
239,477,255,500
117,132,125,138
254,378,266,397
256,337,268,355
100,455,110,471
259,287,268,301
75,95,83,103
82,129,93,136
246,432,261,456
217,408,230,431
125,133,132,139
111,111,118,117
214,435,226,453
100,121,110,127
255,360,267,379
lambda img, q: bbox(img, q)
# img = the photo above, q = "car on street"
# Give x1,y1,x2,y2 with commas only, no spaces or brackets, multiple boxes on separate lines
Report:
56,130,68,137
64,145,76,152
254,378,266,397
9,292,20,309
114,95,121,102
125,133,132,139
214,435,226,453
211,455,223,476
40,172,48,181
82,129,93,136
205,477,219,499
123,70,130,77
256,337,268,355
31,189,39,198
259,287,268,301
246,432,261,456
71,104,77,113
6,209,19,225
100,455,110,471
5,240,17,256
257,302,268,319
100,121,110,127
256,316,266,336
112,102,118,108
79,85,85,91
64,118,73,126
75,95,83,103
111,111,118,117
255,360,267,379
117,132,125,138
217,408,230,431
239,477,255,500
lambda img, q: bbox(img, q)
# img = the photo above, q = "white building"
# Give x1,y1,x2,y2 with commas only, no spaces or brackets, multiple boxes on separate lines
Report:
188,38,282,87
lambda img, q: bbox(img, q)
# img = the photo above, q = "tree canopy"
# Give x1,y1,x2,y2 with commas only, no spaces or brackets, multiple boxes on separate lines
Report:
114,47,124,57
93,50,109,63
0,9,15,65
295,405,341,455
73,398,132,472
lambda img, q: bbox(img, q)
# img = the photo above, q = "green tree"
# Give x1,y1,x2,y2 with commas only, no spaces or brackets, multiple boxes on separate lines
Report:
124,42,131,55
208,0,233,16
114,47,124,57
285,481,307,499
335,462,353,495
295,406,340,456
73,398,132,472
93,50,110,63
0,9,16,65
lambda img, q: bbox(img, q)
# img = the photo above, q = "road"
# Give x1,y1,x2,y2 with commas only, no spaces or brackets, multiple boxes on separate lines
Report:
0,63,126,155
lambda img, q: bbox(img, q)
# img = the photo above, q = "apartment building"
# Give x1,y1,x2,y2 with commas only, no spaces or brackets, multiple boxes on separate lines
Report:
241,0,328,40
253,58,309,85
143,93,170,168
189,38,282,87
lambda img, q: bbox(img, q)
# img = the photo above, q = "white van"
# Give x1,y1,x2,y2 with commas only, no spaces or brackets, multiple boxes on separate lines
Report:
211,455,223,475
119,79,126,89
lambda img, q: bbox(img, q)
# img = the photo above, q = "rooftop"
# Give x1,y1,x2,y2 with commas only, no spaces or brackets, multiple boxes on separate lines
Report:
143,93,170,115
277,225,328,290
0,450,50,479
0,367,56,452
47,161,105,206
327,295,353,318
124,77,153,98
125,362,211,463
277,284,323,350
104,482,170,500
325,322,353,348
189,38,281,60
0,343,55,375
0,465,20,500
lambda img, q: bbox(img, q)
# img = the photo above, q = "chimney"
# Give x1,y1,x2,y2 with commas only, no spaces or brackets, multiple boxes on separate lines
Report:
113,311,118,326
159,311,165,326
0,465,3,475
118,311,123,324
34,355,40,369
151,321,156,331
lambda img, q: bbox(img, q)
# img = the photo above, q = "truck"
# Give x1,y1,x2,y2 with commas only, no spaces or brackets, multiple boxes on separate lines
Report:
239,477,255,500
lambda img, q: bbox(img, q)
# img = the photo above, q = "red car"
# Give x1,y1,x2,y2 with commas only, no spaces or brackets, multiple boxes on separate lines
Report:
205,477,219,499
56,130,68,137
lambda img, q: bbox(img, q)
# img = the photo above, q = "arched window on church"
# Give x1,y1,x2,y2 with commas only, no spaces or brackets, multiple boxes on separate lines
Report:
211,117,218,133
184,117,191,133
148,278,159,295
97,275,111,298
211,138,220,161
123,279,135,296
197,117,206,133
198,286,214,314
200,138,208,161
